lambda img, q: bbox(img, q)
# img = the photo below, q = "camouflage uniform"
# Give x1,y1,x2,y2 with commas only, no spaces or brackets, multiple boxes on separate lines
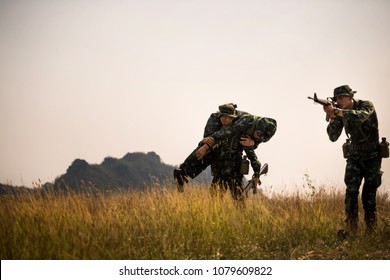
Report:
210,112,277,145
327,85,383,233
210,132,260,201
176,109,241,180
175,104,277,190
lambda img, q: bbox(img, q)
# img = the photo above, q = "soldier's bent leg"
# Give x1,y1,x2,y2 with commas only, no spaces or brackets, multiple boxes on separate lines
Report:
344,159,363,234
174,147,216,191
179,147,215,179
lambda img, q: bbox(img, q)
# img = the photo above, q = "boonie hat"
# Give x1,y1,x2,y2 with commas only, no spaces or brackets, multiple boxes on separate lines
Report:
333,85,357,97
218,103,237,118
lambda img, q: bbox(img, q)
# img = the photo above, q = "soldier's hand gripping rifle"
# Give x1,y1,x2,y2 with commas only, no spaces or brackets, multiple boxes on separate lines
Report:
245,163,268,195
307,93,337,122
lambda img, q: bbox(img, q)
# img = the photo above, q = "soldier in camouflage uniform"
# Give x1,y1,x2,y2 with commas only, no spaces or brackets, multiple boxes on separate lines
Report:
174,103,277,193
207,105,261,201
324,85,384,235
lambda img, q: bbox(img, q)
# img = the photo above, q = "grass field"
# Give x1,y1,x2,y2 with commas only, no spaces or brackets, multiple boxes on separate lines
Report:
0,184,389,260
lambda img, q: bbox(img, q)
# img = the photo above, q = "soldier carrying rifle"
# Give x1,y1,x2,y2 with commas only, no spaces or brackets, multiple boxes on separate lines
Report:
311,85,388,236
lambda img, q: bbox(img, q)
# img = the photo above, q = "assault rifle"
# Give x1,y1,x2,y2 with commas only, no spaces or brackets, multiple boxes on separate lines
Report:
245,163,268,195
308,93,337,122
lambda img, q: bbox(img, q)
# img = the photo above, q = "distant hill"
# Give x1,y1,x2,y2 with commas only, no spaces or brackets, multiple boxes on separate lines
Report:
1,151,212,195
50,151,211,192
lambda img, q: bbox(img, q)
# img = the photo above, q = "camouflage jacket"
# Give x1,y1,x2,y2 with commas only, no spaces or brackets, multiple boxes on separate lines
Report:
211,133,261,176
203,110,261,175
327,99,379,143
327,99,380,158
207,112,276,146
203,110,248,136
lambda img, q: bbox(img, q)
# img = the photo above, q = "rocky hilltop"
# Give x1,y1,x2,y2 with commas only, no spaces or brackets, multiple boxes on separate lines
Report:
1,151,211,194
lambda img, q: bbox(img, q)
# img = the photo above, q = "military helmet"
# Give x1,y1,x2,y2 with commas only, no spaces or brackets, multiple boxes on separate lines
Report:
254,117,277,143
218,103,237,118
333,85,356,97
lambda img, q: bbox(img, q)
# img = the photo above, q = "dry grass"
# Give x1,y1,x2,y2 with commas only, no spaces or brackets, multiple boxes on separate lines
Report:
0,184,389,260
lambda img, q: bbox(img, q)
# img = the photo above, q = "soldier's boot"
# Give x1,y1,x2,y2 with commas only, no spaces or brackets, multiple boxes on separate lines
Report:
173,169,189,192
346,216,358,235
338,216,358,240
364,209,377,235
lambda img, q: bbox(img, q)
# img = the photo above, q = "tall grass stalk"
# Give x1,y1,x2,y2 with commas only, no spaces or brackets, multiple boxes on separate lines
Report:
0,185,389,259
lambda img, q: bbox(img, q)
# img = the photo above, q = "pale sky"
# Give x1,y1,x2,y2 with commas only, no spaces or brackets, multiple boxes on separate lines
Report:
1,0,389,194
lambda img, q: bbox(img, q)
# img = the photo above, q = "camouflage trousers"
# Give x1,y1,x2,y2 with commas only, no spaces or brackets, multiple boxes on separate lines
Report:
179,145,216,179
344,156,382,232
209,174,245,202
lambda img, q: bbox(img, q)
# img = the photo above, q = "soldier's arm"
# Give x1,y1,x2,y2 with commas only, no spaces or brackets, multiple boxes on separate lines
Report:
336,100,375,124
211,115,252,142
327,118,344,142
240,135,254,147
244,147,261,176
203,110,247,138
